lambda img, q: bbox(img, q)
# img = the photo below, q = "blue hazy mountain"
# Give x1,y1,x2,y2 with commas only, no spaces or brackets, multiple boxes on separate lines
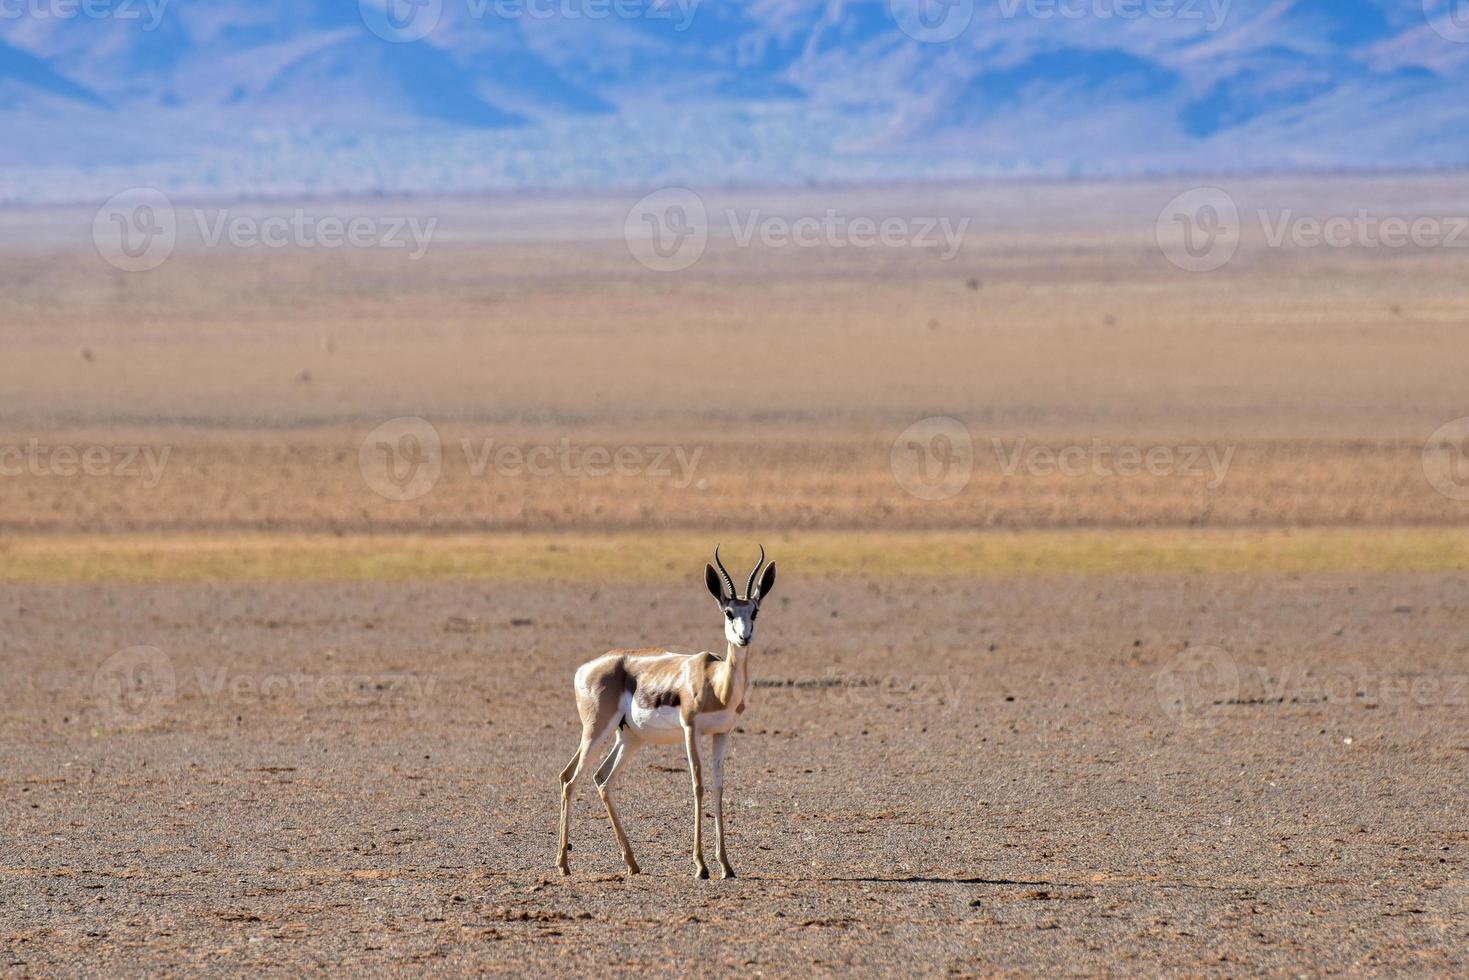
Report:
0,0,1464,200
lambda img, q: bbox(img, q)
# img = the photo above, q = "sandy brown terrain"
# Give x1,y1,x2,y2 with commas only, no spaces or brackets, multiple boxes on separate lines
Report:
2,174,1468,975
2,176,1468,436
0,426,1462,534
2,575,1466,974
3,175,1468,540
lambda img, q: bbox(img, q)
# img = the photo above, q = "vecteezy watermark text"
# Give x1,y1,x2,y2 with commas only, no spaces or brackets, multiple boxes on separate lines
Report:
0,440,170,489
0,0,169,28
460,438,702,484
93,646,438,729
358,417,704,501
624,188,970,272
891,0,1229,43
1158,187,1469,272
359,0,699,43
755,671,965,713
1156,645,1469,728
727,210,968,259
992,438,1234,489
94,188,438,272
891,417,1237,500
998,0,1230,29
193,209,436,259
191,667,438,713
480,0,699,28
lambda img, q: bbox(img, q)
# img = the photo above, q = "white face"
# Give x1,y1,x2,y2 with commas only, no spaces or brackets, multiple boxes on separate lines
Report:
723,600,758,647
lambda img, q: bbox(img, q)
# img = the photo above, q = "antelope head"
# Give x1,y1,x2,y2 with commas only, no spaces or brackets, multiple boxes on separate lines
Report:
705,544,777,648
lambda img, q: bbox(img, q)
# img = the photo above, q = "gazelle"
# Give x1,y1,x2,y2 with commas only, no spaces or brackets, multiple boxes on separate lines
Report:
556,545,777,879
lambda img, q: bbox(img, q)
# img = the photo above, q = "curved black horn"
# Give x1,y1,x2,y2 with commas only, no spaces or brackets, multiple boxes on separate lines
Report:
745,544,766,600
713,545,736,599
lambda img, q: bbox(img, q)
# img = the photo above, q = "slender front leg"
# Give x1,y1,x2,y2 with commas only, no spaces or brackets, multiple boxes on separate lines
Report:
710,732,735,879
682,723,709,879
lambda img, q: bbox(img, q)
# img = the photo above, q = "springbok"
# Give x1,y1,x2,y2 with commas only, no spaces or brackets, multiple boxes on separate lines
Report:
556,545,776,879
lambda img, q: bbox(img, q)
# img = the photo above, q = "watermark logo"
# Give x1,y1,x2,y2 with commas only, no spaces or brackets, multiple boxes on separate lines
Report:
1425,0,1469,43
359,417,444,501
360,0,442,41
93,646,177,729
1423,417,1469,501
1155,645,1239,728
94,187,176,272
625,188,708,272
891,416,975,501
1156,187,1239,272
890,0,974,42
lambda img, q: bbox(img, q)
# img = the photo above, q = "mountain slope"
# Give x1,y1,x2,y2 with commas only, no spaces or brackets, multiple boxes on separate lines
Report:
0,0,1464,201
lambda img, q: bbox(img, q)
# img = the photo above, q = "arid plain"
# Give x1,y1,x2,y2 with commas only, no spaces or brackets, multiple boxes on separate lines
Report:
1,175,1467,974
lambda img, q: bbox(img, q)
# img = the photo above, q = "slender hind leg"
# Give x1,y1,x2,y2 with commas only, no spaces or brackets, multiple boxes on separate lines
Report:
593,732,642,874
556,722,615,875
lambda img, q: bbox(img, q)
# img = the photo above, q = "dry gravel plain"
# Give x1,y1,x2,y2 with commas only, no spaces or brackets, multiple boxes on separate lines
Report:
2,175,1469,975
2,574,1466,974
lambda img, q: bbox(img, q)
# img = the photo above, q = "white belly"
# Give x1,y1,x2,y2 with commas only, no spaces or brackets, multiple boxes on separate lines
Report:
620,691,684,744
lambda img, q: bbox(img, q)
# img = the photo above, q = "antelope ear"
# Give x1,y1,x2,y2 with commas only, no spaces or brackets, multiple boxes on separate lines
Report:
756,561,776,601
705,564,726,602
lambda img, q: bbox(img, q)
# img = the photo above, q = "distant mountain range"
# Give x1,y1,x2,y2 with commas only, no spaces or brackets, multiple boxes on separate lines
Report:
1,0,1466,202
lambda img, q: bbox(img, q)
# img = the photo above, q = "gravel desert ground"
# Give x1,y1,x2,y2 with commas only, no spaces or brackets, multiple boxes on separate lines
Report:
3,575,1466,974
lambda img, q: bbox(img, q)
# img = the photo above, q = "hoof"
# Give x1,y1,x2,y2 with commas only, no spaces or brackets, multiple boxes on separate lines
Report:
625,863,642,876
720,867,737,880
556,864,569,877
695,866,710,880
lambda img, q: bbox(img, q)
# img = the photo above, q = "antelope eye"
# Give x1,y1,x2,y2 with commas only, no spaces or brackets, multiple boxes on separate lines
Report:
725,610,734,620
751,610,759,620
